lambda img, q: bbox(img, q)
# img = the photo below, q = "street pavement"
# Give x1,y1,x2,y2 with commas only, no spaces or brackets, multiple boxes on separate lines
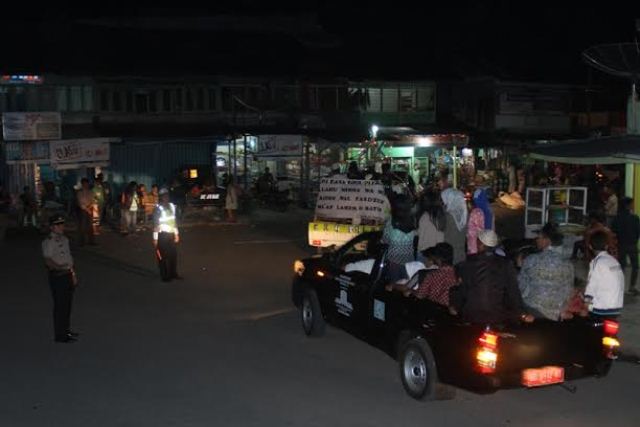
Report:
1,208,639,427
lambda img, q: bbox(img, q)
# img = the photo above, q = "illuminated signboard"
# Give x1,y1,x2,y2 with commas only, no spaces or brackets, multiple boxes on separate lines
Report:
1,75,44,85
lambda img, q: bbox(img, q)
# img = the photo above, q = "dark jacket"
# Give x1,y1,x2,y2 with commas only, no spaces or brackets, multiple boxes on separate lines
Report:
612,211,640,249
450,251,525,325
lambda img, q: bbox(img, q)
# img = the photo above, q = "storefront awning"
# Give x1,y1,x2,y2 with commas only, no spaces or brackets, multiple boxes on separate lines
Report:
528,135,640,165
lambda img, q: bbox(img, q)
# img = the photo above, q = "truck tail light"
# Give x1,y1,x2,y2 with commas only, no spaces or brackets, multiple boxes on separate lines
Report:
602,320,621,360
603,320,619,336
476,330,499,374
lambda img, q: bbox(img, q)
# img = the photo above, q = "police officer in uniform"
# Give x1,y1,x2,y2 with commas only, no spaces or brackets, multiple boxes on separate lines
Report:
42,214,79,343
153,188,181,281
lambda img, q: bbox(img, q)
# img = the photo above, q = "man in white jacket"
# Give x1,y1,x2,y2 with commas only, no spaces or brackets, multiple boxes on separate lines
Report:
585,230,625,318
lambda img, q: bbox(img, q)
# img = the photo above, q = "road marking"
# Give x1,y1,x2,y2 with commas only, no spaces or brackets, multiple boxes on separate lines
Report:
237,308,295,321
233,239,297,245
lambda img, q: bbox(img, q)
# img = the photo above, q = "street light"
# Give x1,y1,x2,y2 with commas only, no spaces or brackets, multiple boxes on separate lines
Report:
370,125,379,138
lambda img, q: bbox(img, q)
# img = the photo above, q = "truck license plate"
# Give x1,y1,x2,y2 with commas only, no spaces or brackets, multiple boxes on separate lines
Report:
521,366,564,387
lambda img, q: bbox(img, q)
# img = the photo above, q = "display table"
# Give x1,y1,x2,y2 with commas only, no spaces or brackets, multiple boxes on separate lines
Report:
525,186,587,239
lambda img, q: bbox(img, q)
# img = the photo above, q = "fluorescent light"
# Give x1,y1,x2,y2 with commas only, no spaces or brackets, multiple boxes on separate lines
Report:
416,137,432,147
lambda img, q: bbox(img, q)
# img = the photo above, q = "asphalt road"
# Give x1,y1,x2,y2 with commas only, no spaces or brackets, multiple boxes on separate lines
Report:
1,210,638,427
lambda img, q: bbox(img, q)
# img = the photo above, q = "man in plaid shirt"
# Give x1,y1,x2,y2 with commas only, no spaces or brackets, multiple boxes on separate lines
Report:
410,243,457,306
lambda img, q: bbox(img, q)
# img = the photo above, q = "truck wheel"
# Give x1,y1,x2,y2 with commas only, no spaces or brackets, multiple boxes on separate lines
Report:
399,337,439,400
301,289,325,337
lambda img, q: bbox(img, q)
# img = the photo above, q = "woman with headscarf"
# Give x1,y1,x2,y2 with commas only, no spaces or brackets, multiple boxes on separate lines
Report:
467,188,494,255
382,194,417,282
417,189,445,251
441,188,468,264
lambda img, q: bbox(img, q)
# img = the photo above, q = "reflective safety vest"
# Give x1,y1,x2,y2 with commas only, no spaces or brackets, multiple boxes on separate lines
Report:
157,203,178,234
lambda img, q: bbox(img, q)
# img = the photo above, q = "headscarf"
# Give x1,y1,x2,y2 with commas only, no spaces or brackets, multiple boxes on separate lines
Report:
441,188,468,231
473,188,493,230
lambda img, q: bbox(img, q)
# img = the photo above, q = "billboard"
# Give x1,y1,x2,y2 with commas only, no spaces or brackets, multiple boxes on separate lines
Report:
2,112,62,141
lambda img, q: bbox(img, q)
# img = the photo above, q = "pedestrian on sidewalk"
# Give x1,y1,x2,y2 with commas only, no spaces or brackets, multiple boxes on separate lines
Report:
153,188,181,282
42,214,79,343
585,230,625,318
604,184,618,228
120,181,139,235
612,197,640,296
76,179,96,246
225,175,239,223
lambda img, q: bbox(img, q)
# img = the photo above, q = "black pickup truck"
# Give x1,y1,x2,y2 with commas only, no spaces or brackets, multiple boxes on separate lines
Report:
291,232,620,400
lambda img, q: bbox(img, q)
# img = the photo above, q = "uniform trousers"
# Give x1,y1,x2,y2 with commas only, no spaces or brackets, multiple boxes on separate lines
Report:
49,271,74,339
157,232,178,281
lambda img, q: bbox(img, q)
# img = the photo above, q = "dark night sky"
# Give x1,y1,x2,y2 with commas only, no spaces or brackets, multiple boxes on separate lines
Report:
2,1,639,83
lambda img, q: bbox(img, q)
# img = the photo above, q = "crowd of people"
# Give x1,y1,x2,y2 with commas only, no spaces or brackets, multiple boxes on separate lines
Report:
375,174,631,326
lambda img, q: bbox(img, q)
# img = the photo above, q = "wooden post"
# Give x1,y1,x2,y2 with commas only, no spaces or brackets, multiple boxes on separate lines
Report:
233,137,238,179
453,145,458,189
243,135,248,191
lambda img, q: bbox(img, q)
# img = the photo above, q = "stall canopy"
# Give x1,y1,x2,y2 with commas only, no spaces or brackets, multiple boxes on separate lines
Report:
528,135,640,165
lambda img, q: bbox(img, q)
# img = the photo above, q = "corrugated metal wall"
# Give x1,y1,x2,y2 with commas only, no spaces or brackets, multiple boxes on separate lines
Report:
108,138,219,192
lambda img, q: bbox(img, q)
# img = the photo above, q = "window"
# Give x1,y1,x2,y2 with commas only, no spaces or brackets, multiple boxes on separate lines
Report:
149,91,157,113
135,93,148,113
318,87,337,111
99,89,109,111
365,88,381,112
70,86,83,111
125,91,134,112
399,89,416,112
112,91,122,112
417,87,434,111
382,88,398,112
196,88,205,111
208,88,217,110
337,234,382,277
185,88,194,111
162,89,172,112
222,87,234,111
83,86,94,111
174,88,183,110
26,87,40,111
0,88,8,112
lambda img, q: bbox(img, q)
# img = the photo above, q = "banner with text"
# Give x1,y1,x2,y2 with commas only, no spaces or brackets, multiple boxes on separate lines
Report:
2,112,61,141
50,138,111,169
256,134,303,158
5,141,50,164
314,178,390,223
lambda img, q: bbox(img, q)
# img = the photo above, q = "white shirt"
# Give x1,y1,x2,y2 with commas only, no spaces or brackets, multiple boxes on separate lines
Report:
585,251,624,314
42,232,73,269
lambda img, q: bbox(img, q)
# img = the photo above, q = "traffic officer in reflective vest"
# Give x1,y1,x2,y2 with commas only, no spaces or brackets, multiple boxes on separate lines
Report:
42,214,79,343
153,188,181,281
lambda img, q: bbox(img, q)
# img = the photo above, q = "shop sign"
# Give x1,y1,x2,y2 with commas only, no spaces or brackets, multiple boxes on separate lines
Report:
49,138,111,169
314,178,390,224
256,134,303,158
4,141,50,164
2,112,61,141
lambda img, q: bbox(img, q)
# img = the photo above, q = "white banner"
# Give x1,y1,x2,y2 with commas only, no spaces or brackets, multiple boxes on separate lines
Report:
256,134,303,158
314,178,390,223
2,112,61,141
50,138,111,169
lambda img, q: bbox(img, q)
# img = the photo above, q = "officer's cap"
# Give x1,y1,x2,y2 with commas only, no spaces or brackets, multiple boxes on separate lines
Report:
159,188,169,196
49,214,65,225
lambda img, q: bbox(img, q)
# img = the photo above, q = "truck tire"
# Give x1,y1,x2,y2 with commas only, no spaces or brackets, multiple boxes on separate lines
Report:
399,337,439,400
301,289,325,337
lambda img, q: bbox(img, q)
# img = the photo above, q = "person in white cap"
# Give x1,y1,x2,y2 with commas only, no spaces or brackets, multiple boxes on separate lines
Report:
152,188,181,282
450,229,534,325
